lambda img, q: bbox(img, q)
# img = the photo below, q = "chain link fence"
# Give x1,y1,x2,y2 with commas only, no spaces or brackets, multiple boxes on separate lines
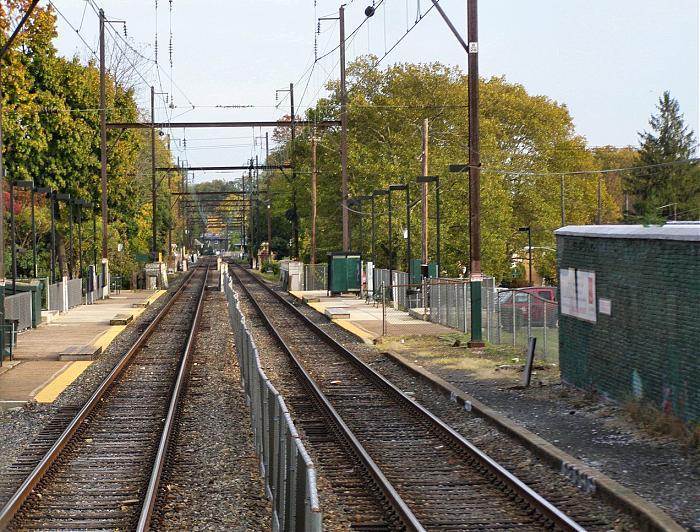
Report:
425,279,559,362
302,264,327,291
224,271,323,531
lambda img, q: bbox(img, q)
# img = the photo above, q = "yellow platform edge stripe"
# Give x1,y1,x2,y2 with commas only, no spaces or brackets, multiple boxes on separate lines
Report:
34,361,92,403
34,290,168,404
334,319,375,343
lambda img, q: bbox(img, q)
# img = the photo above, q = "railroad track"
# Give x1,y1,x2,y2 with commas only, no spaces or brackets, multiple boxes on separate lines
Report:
0,264,209,531
231,264,594,531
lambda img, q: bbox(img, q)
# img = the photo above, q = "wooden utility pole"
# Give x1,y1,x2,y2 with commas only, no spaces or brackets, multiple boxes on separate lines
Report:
150,86,157,260
289,83,299,258
265,132,271,246
339,5,349,251
421,119,429,264
311,137,318,264
560,175,566,226
596,174,602,224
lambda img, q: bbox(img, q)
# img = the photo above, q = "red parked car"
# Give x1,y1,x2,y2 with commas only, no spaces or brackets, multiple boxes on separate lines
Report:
499,287,558,331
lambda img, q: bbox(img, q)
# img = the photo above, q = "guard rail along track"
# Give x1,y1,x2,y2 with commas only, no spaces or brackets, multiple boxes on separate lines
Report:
0,264,210,531
229,263,591,531
224,273,323,531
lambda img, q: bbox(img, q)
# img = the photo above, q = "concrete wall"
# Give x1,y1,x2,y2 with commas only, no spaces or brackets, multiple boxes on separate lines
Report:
556,225,700,424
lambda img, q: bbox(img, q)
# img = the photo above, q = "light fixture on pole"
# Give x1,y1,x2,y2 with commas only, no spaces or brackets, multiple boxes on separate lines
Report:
388,183,408,282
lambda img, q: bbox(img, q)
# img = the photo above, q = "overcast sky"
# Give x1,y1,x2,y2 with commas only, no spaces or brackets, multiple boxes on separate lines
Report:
51,0,699,184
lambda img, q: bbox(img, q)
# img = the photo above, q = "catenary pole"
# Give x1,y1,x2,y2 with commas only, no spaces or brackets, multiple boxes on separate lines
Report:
99,9,109,297
421,119,429,265
339,5,349,251
311,136,318,264
467,0,484,347
150,86,157,260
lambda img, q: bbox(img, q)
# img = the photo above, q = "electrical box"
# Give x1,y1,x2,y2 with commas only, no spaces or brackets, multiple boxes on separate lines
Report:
410,259,438,284
327,252,361,295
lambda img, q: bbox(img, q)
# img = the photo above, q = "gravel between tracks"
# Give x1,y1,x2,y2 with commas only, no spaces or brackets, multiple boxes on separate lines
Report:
0,276,186,503
157,287,270,531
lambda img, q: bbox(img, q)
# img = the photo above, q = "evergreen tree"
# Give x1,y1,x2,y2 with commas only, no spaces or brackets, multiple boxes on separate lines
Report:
627,92,699,220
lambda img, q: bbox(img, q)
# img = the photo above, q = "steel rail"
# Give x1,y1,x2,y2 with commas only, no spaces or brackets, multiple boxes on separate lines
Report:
0,267,202,529
231,264,586,532
230,265,424,532
137,265,209,531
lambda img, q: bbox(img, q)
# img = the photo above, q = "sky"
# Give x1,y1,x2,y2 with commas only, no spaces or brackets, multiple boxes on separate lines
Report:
51,0,700,185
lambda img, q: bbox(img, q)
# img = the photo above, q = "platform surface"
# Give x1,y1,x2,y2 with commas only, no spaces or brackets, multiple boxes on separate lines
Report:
0,290,165,406
288,290,453,342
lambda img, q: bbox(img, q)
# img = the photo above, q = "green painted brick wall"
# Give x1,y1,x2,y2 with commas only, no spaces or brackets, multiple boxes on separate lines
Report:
557,235,700,425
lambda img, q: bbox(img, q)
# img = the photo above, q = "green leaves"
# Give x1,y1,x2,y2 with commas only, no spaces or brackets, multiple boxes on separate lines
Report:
270,58,608,283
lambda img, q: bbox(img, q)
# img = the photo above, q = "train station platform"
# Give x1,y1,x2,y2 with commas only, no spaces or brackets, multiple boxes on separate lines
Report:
288,290,453,343
0,290,165,408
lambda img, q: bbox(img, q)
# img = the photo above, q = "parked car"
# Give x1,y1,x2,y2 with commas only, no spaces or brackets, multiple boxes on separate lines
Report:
499,287,558,331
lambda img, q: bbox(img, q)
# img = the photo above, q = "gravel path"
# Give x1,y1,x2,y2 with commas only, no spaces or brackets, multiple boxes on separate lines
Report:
274,285,697,530
156,287,270,531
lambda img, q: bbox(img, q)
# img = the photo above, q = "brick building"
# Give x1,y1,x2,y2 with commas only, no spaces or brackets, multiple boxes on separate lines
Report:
555,224,700,424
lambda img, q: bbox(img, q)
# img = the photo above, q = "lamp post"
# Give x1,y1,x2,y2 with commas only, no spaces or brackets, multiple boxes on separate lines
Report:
76,199,89,278
371,189,388,267
56,193,72,279
518,226,532,286
49,191,56,283
11,180,33,291
388,183,408,282
92,202,98,269
35,187,51,278
350,195,372,258
416,175,441,275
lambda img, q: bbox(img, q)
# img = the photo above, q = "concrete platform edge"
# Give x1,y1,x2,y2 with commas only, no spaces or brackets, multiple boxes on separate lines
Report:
288,290,375,345
382,349,683,532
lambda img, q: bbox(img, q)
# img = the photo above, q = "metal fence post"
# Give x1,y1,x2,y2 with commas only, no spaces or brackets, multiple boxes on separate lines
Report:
462,282,468,333
512,293,516,347
543,302,548,361
381,281,386,336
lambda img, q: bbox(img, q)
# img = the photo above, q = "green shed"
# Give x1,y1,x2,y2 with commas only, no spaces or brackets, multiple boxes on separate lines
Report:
327,252,361,295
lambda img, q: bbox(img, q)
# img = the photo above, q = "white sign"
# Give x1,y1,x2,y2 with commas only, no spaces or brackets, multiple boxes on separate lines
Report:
598,298,612,316
469,42,478,53
560,268,597,323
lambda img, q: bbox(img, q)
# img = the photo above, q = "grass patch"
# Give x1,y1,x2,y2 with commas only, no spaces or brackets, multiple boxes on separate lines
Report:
623,398,700,449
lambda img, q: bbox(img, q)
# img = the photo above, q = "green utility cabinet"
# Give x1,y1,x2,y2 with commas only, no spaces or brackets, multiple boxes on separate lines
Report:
327,252,361,295
409,259,438,285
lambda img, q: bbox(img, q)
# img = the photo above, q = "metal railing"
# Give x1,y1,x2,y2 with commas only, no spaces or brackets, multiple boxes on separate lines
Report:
67,278,83,309
5,292,32,332
224,271,323,531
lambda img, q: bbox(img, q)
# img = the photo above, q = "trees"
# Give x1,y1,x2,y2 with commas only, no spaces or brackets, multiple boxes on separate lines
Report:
627,92,699,220
267,58,612,282
0,2,177,280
